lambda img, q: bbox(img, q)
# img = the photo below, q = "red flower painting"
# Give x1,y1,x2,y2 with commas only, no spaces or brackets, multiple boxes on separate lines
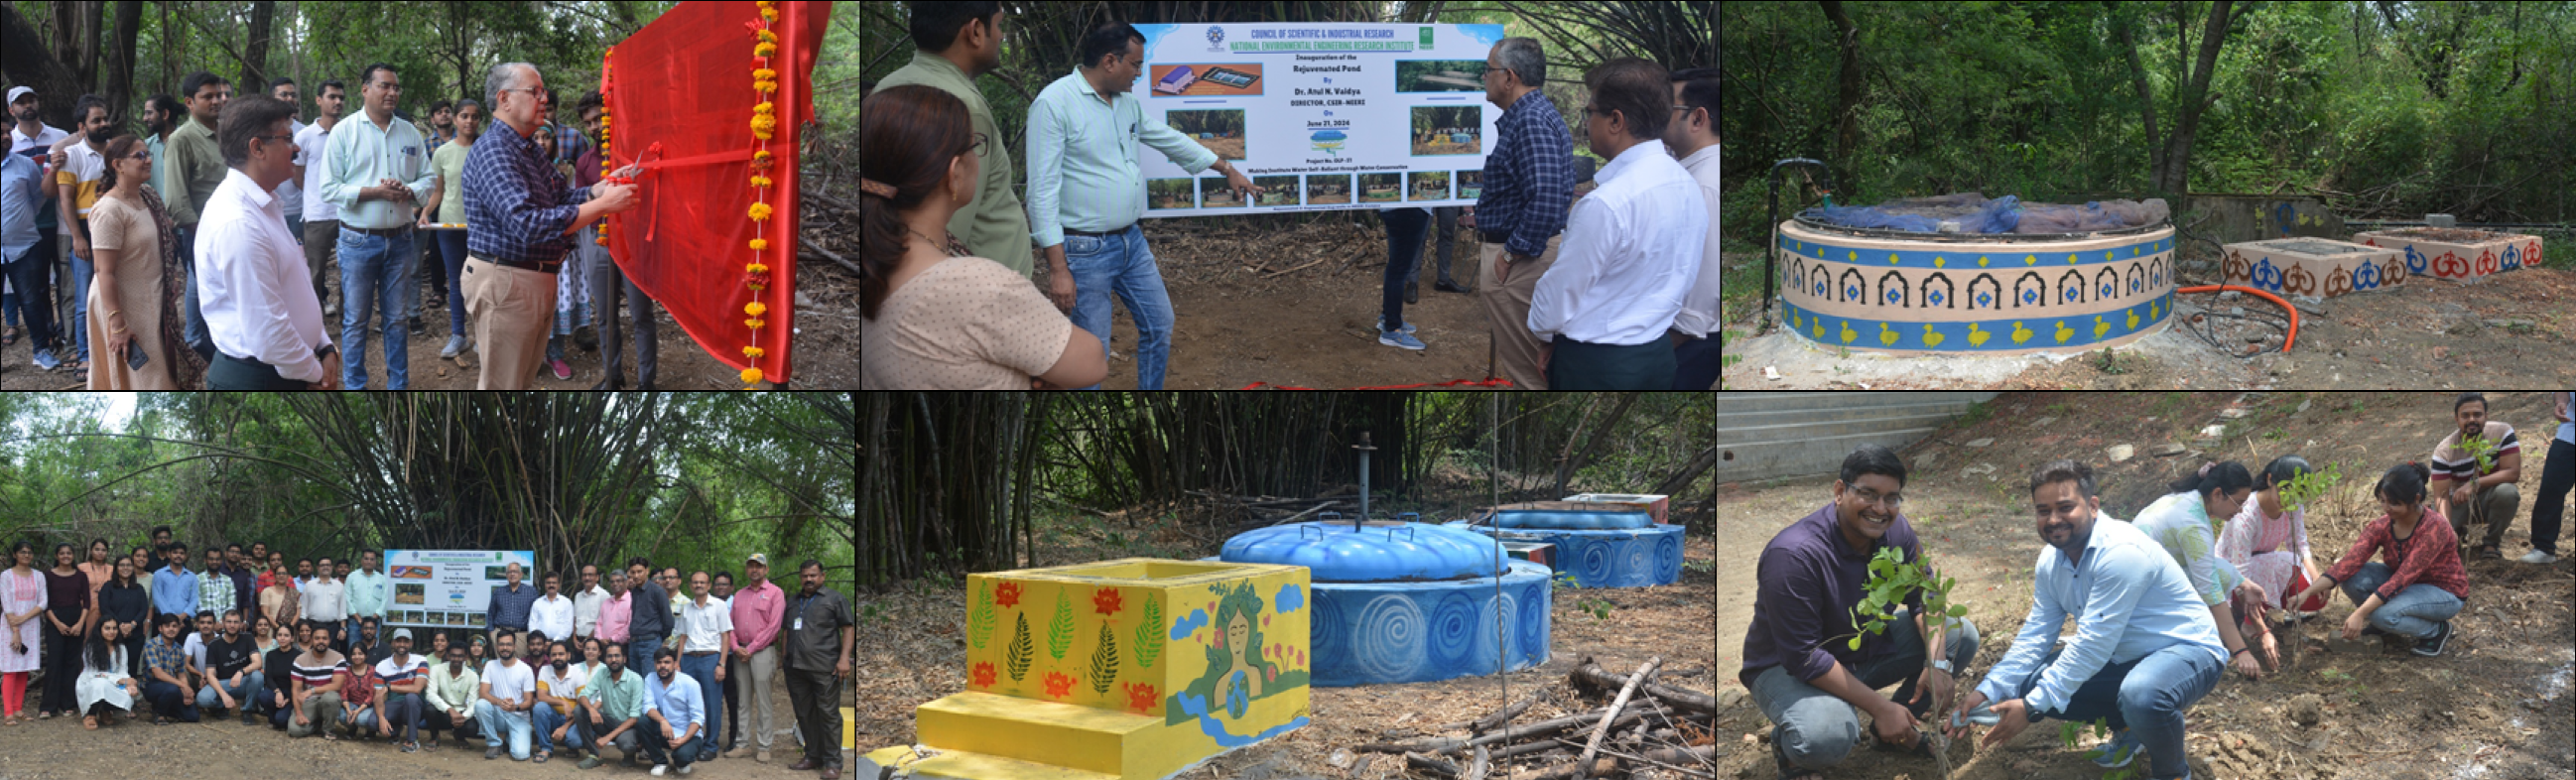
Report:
1044,672,1076,700
971,662,997,689
1094,587,1123,616
1123,682,1159,713
995,582,1023,608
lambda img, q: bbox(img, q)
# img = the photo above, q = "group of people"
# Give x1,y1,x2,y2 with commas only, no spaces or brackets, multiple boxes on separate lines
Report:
854,1,1721,390
2,538,857,780
4,59,661,390
1740,391,2574,780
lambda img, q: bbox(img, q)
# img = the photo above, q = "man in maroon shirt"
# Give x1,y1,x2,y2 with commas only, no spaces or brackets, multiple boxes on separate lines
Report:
1740,444,1983,779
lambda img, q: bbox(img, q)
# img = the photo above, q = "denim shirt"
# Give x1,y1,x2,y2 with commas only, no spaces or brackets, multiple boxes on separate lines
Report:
1976,516,2228,715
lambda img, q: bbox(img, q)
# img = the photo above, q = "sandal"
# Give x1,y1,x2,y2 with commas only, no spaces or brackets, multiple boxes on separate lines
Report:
84,715,97,729
3,325,18,345
2479,546,2503,560
536,751,550,763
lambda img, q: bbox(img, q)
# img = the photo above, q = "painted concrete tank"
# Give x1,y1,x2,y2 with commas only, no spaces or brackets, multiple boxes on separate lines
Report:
1775,216,2178,355
1465,501,1684,588
1221,520,1549,687
2352,227,2544,284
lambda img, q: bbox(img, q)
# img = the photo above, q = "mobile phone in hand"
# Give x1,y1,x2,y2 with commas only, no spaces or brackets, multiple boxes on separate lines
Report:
128,343,150,371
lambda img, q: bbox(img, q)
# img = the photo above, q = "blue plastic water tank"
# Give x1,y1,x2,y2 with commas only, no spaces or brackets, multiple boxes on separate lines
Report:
1222,521,1502,583
1492,507,1654,530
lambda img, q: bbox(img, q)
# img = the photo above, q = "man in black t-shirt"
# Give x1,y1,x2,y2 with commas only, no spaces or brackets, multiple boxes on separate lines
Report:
197,608,266,724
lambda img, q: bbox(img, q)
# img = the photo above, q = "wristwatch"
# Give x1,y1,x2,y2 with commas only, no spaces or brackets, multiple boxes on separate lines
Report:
1929,659,1954,674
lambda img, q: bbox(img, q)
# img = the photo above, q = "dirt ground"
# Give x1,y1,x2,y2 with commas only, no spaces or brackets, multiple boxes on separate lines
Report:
1059,218,1506,389
0,665,856,779
1707,391,2576,780
854,502,1720,780
1,254,862,390
1413,140,1482,157
1193,137,1247,161
1720,255,2576,390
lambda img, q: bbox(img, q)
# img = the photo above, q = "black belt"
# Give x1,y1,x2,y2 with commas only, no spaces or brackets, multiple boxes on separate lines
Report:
1064,224,1132,238
469,254,563,274
342,224,414,238
684,651,720,657
1481,229,1511,244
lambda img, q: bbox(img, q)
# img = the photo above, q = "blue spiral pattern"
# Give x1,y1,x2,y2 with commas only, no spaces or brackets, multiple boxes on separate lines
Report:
1519,583,1547,655
1620,539,1651,581
1310,590,1349,681
1427,591,1479,671
1653,533,1684,584
1575,538,1614,584
1352,594,1425,682
1474,590,1517,670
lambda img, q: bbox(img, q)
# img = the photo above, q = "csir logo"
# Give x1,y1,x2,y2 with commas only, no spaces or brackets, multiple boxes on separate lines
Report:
1207,25,1224,51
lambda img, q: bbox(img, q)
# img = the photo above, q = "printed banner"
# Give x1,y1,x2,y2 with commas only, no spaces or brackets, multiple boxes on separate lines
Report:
1132,22,1508,216
382,549,538,630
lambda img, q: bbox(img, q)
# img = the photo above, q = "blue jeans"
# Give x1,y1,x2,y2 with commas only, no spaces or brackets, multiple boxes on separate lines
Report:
2338,562,2464,638
336,226,418,389
640,731,700,769
438,229,471,336
474,700,534,760
629,636,663,676
144,680,201,721
196,671,264,710
1382,208,1429,332
65,246,92,361
681,653,724,761
285,214,305,243
534,702,586,754
1999,641,2222,780
1062,224,1173,390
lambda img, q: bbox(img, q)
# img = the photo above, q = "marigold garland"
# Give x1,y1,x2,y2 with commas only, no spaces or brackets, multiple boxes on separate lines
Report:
740,4,785,386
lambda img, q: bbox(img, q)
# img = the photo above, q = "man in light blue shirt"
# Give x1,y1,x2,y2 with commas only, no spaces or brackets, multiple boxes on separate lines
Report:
152,543,201,622
346,550,390,623
1947,459,2225,780
319,63,436,390
640,647,705,773
1025,22,1258,390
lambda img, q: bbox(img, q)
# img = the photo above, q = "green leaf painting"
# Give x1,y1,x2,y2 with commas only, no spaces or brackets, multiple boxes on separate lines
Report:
1005,613,1033,682
1047,587,1076,660
967,581,997,649
1134,592,1165,669
1090,623,1121,695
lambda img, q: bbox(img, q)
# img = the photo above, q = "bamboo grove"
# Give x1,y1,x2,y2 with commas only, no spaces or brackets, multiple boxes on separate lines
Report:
857,393,1723,590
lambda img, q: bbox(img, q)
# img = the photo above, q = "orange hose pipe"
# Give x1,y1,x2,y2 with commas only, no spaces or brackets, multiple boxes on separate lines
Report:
2177,285,2298,353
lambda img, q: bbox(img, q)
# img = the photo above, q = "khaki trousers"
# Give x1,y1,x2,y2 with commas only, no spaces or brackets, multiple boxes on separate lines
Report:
462,257,557,389
1477,234,1563,391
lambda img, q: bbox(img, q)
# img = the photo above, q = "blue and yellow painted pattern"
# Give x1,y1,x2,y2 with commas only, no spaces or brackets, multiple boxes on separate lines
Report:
1781,293,2175,352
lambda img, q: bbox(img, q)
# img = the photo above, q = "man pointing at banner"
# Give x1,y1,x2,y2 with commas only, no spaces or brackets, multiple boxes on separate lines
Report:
1027,21,1258,390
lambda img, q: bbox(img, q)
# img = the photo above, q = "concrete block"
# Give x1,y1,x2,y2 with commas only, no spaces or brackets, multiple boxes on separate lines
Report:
2222,238,2402,298
2352,227,2545,284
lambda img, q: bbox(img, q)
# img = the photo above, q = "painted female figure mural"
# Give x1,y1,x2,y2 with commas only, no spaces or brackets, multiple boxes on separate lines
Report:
1169,580,1310,745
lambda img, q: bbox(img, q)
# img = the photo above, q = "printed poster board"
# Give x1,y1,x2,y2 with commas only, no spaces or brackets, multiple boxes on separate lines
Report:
383,549,538,630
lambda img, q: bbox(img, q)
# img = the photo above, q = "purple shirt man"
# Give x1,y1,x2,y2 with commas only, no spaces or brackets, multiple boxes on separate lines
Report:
1739,500,1926,688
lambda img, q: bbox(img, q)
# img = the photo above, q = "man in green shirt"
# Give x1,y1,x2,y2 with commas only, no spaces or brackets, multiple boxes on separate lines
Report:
1026,22,1258,390
874,1,1033,280
580,642,648,770
165,70,233,362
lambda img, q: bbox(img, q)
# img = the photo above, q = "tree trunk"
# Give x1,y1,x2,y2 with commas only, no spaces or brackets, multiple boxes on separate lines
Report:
74,1,103,94
1554,394,1639,498
1,6,87,128
2152,0,2240,198
102,1,141,123
239,0,277,94
1820,0,1863,189
2114,6,2165,195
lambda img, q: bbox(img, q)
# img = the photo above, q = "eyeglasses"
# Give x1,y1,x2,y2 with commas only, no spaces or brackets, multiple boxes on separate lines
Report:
1849,486,1905,509
966,132,989,155
499,86,549,104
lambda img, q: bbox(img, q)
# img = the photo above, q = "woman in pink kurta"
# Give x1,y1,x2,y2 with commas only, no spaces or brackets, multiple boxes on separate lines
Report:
2219,455,2326,614
3,541,51,722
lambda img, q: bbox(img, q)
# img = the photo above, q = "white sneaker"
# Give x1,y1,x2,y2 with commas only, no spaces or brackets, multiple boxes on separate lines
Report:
650,765,668,777
2517,550,2559,564
678,766,693,776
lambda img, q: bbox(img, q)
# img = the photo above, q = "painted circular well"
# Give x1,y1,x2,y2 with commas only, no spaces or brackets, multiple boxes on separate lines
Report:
1474,525,1685,588
1297,560,1551,687
1775,219,2178,355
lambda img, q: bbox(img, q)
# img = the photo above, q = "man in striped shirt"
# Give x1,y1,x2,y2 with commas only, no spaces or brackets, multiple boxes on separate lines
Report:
375,629,430,751
2430,392,2522,559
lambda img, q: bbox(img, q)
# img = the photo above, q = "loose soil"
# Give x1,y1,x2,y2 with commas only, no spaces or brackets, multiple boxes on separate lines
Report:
1058,218,1504,389
1706,391,2575,780
2,255,862,390
0,665,855,779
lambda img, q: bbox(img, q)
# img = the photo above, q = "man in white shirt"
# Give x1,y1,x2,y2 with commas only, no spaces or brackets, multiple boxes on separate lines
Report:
292,80,345,315
673,571,733,764
477,631,538,761
1664,67,1721,390
529,572,576,650
1526,58,1707,390
196,94,340,389
301,556,349,652
572,564,608,641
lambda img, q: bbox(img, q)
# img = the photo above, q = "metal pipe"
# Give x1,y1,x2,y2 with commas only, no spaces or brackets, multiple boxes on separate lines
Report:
1353,431,1376,531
